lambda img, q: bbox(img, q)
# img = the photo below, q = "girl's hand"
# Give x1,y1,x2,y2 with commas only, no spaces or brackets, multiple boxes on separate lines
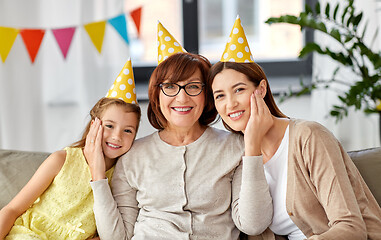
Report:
84,118,106,181
244,90,274,156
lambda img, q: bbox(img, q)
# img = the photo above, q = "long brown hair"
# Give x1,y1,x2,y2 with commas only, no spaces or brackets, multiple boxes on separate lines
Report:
147,52,217,130
208,61,287,134
71,97,141,148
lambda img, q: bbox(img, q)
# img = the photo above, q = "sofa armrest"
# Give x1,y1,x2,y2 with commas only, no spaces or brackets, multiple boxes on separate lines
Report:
0,149,50,209
348,147,381,207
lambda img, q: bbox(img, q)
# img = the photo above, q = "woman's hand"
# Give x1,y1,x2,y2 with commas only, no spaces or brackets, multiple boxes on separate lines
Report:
244,90,274,156
84,118,106,181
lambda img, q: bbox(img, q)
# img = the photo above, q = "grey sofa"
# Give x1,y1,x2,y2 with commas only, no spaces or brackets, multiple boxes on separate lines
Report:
1,147,381,209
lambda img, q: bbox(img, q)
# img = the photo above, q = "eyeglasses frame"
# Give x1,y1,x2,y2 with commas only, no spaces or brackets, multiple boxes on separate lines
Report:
158,82,205,97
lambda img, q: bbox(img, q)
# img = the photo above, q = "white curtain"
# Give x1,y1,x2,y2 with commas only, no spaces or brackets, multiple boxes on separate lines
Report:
0,0,129,152
311,0,381,151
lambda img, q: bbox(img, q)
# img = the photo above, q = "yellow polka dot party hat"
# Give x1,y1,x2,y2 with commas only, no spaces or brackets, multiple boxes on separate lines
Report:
105,58,137,104
157,21,186,64
221,16,254,63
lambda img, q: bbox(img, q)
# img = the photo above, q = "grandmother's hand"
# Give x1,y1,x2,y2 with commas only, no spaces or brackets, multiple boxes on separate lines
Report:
84,118,106,181
244,90,273,156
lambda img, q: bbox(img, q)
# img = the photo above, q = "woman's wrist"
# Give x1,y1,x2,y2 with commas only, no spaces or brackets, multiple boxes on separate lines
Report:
245,146,261,156
244,140,262,156
91,172,106,181
90,165,106,181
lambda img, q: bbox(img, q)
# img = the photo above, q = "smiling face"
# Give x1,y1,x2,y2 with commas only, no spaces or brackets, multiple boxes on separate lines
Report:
100,104,139,161
212,68,259,132
159,69,206,131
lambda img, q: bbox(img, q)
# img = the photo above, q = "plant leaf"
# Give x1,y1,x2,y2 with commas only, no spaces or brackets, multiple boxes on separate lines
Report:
341,5,350,25
266,15,299,25
299,42,324,58
325,3,331,18
305,3,313,15
317,22,327,33
371,28,379,48
315,1,321,15
333,66,340,77
346,15,353,28
325,48,353,66
330,28,341,42
352,12,363,28
333,3,339,20
361,19,369,39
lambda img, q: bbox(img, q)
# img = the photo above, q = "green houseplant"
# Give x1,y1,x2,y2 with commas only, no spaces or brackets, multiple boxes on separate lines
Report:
265,0,381,124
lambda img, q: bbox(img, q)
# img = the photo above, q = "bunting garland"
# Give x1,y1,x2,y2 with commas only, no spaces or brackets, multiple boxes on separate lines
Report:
0,7,142,63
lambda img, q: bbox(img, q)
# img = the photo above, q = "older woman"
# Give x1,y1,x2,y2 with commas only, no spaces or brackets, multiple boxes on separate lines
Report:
87,50,272,239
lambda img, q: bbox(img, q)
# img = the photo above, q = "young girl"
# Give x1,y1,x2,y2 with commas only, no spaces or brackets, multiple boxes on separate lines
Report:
0,60,141,240
208,17,381,239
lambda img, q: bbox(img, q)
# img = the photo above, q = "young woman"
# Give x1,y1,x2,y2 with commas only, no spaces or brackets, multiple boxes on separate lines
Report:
0,60,141,240
208,60,381,240
208,16,381,240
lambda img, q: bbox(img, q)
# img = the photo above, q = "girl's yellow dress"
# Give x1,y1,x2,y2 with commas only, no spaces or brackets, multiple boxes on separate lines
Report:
6,147,114,240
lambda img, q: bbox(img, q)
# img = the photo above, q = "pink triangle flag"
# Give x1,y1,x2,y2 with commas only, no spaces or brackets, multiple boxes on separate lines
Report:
52,27,76,59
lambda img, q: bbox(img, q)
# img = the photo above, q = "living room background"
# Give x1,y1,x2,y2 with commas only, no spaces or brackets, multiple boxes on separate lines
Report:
0,0,380,153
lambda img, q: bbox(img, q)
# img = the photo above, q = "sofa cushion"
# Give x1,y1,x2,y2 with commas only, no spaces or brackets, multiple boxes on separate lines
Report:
1,147,380,209
348,147,381,206
0,149,50,208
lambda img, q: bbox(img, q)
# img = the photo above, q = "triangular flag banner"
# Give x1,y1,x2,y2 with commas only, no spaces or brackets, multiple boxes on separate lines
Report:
0,27,19,63
130,7,142,36
106,59,137,104
221,16,254,63
52,27,76,59
108,14,129,44
84,21,106,54
0,9,143,63
20,29,46,63
157,21,185,64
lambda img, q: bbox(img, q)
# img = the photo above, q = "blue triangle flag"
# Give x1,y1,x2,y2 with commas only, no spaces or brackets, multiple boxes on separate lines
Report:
108,14,129,44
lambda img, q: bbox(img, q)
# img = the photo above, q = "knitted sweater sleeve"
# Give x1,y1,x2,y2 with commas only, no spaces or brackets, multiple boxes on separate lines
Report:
90,157,138,240
231,155,273,235
299,122,367,240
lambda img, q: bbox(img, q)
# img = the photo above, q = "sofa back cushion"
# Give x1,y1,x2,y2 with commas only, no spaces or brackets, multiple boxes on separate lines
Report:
0,147,380,209
0,149,50,208
348,147,381,207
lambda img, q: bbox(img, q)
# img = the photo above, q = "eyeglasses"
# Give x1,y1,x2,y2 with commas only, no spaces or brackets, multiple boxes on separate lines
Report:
158,82,205,97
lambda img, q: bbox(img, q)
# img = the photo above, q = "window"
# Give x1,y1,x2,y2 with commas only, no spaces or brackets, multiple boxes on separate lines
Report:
199,0,302,61
127,0,314,86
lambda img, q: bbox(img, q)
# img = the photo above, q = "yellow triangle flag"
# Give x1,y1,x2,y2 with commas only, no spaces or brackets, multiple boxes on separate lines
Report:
0,27,19,63
84,21,106,54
